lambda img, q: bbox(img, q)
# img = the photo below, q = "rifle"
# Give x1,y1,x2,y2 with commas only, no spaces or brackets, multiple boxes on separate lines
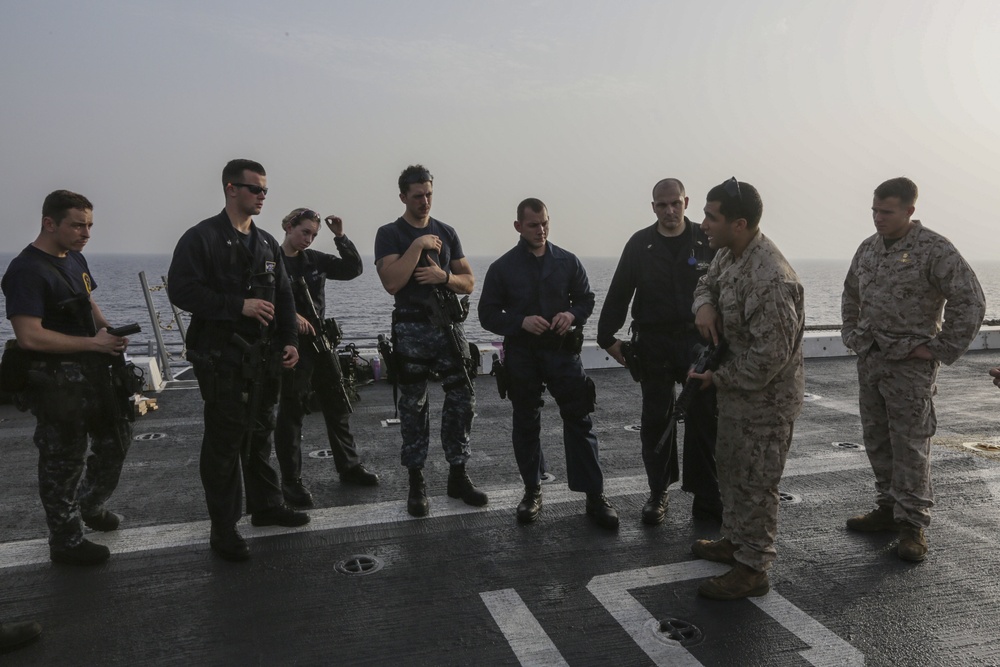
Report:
654,339,728,454
293,277,353,413
422,286,475,392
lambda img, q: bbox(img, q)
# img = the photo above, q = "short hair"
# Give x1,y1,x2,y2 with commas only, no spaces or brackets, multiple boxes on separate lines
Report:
398,164,433,195
652,178,686,198
706,179,763,229
874,177,918,206
222,159,266,188
516,197,547,221
42,190,93,223
281,207,321,231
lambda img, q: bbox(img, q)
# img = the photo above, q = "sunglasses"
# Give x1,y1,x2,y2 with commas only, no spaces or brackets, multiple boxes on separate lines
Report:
291,209,319,224
722,177,742,203
232,182,268,196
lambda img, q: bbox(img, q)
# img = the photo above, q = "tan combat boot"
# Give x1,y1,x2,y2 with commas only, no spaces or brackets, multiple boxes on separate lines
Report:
846,505,899,532
691,538,738,565
898,525,928,562
697,563,770,600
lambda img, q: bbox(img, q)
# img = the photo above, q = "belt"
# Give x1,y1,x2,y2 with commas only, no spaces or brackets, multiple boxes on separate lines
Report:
393,309,430,324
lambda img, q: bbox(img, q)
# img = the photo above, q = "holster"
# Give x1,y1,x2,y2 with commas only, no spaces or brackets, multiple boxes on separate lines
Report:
0,339,31,393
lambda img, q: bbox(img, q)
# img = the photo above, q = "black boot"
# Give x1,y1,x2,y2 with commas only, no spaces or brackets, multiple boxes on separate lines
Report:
0,619,42,651
516,486,542,524
585,493,619,529
282,478,314,508
447,464,489,507
408,468,429,517
641,490,669,525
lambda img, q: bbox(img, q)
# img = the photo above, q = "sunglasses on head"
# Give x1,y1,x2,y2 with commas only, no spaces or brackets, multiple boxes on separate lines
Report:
291,209,318,225
722,177,742,203
231,182,268,196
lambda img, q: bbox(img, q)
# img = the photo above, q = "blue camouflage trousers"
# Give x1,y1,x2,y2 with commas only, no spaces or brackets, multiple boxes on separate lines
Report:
26,362,131,548
393,321,474,469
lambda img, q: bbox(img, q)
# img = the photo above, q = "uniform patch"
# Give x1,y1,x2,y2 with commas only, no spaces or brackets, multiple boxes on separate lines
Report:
265,261,276,273
83,273,93,294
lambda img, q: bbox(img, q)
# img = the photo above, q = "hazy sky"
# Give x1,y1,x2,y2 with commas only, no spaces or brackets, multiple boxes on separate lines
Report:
2,0,998,261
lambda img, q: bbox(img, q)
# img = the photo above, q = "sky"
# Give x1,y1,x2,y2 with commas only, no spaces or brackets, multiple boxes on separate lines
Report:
2,0,998,261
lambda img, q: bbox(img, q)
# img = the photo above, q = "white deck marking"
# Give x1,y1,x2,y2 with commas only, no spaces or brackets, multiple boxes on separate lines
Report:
480,589,570,667
587,562,865,666
1,458,990,570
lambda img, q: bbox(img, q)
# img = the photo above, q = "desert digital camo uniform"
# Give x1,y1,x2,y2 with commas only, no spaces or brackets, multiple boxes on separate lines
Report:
842,221,985,528
692,231,804,571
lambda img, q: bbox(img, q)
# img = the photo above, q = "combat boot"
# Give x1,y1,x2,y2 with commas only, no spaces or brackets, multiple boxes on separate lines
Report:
340,464,380,487
281,478,314,508
210,525,250,562
50,538,110,566
697,563,770,600
691,537,738,565
516,486,542,524
251,505,310,527
846,505,899,532
585,493,619,529
692,495,724,523
408,468,429,517
447,464,489,507
641,490,669,525
82,509,122,532
898,525,928,562
0,619,42,650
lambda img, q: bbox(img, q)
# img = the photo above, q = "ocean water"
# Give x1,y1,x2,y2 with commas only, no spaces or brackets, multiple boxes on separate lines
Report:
2,252,999,352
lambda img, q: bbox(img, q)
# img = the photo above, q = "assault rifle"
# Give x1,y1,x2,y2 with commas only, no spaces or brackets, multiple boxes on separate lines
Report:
422,286,475,392
655,339,728,454
293,277,353,413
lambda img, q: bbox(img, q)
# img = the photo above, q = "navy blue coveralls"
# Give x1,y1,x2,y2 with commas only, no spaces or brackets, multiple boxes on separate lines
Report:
478,238,604,493
276,239,364,478
597,218,720,504
167,210,298,529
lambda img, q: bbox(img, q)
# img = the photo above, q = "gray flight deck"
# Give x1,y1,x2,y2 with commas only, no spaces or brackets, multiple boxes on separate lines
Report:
2,350,1000,666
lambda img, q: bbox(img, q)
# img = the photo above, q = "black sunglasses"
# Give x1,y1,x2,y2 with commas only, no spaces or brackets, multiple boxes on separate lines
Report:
291,208,318,224
722,177,742,203
232,182,268,195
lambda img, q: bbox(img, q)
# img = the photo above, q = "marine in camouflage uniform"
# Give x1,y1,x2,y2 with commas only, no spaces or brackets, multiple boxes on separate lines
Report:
373,165,485,517
690,179,804,600
1,190,133,566
842,177,985,562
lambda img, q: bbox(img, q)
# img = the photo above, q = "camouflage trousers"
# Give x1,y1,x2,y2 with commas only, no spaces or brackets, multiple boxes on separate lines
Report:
716,412,793,572
857,352,939,528
26,363,131,548
394,321,474,469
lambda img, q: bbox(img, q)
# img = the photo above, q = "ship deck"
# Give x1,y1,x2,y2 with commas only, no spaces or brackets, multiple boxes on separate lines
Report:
2,351,1000,666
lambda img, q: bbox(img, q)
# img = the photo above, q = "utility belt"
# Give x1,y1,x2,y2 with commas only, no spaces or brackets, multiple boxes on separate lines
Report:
507,327,584,354
393,308,432,324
